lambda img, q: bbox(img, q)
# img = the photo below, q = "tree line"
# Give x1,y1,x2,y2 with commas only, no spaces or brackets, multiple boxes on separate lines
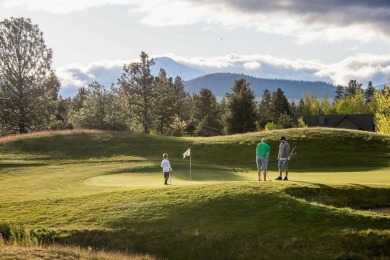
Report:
1,17,390,137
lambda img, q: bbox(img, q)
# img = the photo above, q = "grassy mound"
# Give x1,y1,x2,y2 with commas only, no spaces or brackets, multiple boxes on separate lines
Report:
0,128,389,259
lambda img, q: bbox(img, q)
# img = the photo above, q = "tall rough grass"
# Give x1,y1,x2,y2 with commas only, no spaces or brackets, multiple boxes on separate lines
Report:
0,222,56,246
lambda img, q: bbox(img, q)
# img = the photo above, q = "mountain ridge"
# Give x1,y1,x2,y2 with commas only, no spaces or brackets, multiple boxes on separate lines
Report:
59,56,336,99
184,72,336,99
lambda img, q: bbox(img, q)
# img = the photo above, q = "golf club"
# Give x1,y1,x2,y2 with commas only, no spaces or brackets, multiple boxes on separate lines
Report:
281,146,297,168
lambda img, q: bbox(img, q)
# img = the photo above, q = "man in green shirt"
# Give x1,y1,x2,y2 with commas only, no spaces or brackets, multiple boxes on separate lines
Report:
256,137,271,181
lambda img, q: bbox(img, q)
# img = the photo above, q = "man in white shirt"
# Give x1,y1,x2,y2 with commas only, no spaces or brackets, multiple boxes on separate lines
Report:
161,153,173,185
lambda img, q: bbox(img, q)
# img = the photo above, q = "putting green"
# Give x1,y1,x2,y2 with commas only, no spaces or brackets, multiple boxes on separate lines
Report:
84,168,390,187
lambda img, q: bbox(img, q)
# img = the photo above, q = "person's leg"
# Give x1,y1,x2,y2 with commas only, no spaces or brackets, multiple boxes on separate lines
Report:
283,161,289,180
262,157,268,181
256,157,262,181
275,160,283,180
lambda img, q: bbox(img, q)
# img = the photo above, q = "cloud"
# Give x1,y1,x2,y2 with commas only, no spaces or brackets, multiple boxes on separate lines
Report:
315,53,390,86
57,60,128,90
244,61,261,70
0,0,137,14
3,0,390,43
129,0,390,43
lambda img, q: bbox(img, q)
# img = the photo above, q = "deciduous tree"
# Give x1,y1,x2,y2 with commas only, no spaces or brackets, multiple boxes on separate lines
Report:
372,86,390,134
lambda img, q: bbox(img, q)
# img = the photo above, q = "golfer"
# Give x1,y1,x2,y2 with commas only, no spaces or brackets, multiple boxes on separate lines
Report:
275,136,290,181
256,137,270,181
161,153,172,185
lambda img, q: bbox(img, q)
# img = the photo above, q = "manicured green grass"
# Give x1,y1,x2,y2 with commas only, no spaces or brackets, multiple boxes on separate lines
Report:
0,128,389,259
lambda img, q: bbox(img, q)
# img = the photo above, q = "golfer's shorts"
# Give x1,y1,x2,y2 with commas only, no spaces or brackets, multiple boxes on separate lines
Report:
256,157,268,170
278,159,288,169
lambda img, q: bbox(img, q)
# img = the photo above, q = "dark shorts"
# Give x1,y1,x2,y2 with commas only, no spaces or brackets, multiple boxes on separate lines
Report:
164,172,170,180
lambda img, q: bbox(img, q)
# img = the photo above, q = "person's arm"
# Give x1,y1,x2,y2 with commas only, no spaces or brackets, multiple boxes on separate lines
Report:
169,161,172,171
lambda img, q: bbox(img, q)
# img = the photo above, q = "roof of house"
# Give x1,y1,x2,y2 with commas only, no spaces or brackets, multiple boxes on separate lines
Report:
294,114,374,131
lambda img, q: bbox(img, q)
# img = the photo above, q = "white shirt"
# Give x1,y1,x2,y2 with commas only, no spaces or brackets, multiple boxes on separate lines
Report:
161,159,172,172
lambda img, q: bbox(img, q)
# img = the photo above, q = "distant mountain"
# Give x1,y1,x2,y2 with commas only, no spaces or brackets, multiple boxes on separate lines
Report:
58,57,335,99
184,73,336,100
151,57,206,81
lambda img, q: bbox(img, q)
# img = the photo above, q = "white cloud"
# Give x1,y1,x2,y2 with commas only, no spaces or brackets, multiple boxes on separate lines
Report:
315,53,390,86
1,0,140,13
244,61,261,70
3,0,390,43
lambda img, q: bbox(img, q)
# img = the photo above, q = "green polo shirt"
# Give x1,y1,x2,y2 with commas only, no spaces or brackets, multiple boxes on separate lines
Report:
256,142,270,157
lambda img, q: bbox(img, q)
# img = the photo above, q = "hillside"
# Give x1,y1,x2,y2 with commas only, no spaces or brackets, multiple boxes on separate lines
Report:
184,72,336,99
0,128,389,259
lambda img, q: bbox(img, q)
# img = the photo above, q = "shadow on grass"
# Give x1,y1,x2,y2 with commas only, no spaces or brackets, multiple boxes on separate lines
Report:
1,133,191,161
284,182,390,209
0,163,47,168
53,188,390,260
55,227,239,260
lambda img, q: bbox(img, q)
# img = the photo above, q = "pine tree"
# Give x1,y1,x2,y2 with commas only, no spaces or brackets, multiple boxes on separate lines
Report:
153,69,176,134
257,89,273,129
271,88,291,122
345,80,363,97
334,85,345,102
0,17,59,135
365,81,376,104
118,51,155,134
172,76,191,122
224,79,257,134
192,88,220,129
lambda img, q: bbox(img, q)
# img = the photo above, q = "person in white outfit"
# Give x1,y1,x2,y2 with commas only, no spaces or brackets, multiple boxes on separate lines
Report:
161,153,173,185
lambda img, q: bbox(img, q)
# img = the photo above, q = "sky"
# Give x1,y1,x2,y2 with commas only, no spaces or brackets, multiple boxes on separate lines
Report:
1,0,390,95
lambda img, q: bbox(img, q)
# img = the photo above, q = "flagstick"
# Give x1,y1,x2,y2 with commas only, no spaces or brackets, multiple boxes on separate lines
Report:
190,154,192,181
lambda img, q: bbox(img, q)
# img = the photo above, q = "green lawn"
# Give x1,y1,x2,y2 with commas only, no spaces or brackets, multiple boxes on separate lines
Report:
0,128,389,259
